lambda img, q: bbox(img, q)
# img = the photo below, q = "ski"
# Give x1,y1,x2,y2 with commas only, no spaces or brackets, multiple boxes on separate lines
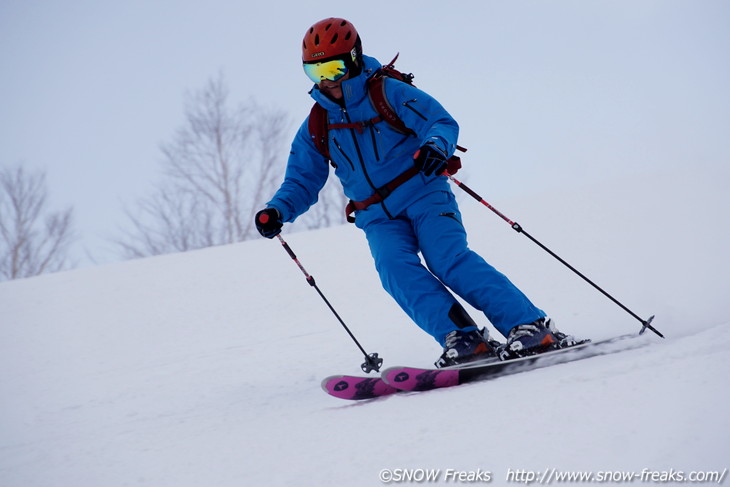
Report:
381,333,651,393
322,333,653,400
321,375,399,400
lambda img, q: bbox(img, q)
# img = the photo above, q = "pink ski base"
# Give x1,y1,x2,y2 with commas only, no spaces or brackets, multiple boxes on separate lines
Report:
321,375,399,400
382,367,460,391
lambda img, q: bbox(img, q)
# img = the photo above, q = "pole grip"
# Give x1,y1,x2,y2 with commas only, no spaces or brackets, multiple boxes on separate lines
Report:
277,235,297,260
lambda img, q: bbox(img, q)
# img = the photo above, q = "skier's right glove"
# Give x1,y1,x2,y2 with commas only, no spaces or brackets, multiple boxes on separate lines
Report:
255,208,283,239
413,141,449,177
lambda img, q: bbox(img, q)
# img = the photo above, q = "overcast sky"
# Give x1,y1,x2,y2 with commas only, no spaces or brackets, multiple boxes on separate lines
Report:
1,0,728,266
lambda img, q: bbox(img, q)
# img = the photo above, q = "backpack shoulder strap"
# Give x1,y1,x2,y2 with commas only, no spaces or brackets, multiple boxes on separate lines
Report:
307,54,464,162
307,102,331,161
367,75,416,137
368,54,468,157
366,54,417,137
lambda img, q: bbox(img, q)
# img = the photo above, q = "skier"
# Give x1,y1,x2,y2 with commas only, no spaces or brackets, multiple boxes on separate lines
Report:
256,17,576,366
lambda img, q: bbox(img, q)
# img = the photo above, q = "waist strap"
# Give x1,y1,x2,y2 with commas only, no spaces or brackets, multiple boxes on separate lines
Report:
345,166,419,223
344,156,462,223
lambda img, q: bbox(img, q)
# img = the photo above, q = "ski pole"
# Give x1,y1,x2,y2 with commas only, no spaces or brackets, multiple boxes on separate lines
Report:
273,233,384,372
447,174,664,338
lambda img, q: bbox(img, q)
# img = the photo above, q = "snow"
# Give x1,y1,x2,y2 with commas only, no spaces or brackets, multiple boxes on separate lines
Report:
1,165,729,486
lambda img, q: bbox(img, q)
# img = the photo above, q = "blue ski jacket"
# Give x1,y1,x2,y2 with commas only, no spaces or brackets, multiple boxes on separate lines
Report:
267,55,460,227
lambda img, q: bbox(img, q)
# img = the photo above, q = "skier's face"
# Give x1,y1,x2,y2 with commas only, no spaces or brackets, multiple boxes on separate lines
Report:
318,72,349,100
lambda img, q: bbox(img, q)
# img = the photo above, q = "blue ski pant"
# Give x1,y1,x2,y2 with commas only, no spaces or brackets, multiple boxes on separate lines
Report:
357,190,545,346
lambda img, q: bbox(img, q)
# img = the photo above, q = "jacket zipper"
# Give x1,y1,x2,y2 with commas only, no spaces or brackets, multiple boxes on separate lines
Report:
403,99,427,120
440,212,463,226
368,124,380,161
343,108,377,191
332,137,355,171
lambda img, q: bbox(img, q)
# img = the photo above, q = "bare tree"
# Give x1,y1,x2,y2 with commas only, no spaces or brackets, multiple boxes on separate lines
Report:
0,164,76,280
116,74,345,258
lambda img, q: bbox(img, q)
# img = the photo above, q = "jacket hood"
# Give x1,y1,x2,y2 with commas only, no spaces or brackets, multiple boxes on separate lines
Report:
309,54,382,111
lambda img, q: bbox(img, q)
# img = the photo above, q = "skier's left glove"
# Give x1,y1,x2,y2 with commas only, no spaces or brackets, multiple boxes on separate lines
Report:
414,141,448,177
255,208,283,239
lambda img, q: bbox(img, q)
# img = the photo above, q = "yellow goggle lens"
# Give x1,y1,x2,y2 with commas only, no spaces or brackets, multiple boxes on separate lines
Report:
303,59,348,84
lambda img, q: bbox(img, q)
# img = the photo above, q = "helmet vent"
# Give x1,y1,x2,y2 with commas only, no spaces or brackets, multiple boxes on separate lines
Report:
302,18,359,62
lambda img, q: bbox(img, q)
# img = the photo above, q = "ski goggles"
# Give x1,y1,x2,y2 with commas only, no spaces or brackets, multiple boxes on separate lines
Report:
303,59,348,84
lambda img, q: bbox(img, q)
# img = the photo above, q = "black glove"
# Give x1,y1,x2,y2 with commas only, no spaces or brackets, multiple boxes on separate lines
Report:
413,141,448,177
255,208,283,238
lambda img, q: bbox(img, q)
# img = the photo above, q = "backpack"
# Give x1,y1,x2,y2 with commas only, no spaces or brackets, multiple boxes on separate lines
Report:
306,54,464,222
307,54,465,164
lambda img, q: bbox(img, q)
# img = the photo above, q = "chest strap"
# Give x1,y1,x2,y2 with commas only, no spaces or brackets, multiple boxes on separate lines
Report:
328,116,383,134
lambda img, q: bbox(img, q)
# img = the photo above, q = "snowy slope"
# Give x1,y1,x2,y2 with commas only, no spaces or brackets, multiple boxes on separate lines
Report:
1,165,729,486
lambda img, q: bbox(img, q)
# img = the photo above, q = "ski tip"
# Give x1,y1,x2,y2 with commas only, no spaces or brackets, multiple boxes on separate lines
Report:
321,375,345,393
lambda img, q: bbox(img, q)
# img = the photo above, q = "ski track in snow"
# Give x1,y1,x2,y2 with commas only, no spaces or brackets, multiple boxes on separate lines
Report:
1,167,729,486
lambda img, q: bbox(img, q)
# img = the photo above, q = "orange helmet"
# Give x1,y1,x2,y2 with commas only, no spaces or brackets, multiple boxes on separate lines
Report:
302,18,361,63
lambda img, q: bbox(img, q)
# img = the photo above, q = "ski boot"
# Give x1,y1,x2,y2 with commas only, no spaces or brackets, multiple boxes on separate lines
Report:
499,317,581,360
435,328,500,368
